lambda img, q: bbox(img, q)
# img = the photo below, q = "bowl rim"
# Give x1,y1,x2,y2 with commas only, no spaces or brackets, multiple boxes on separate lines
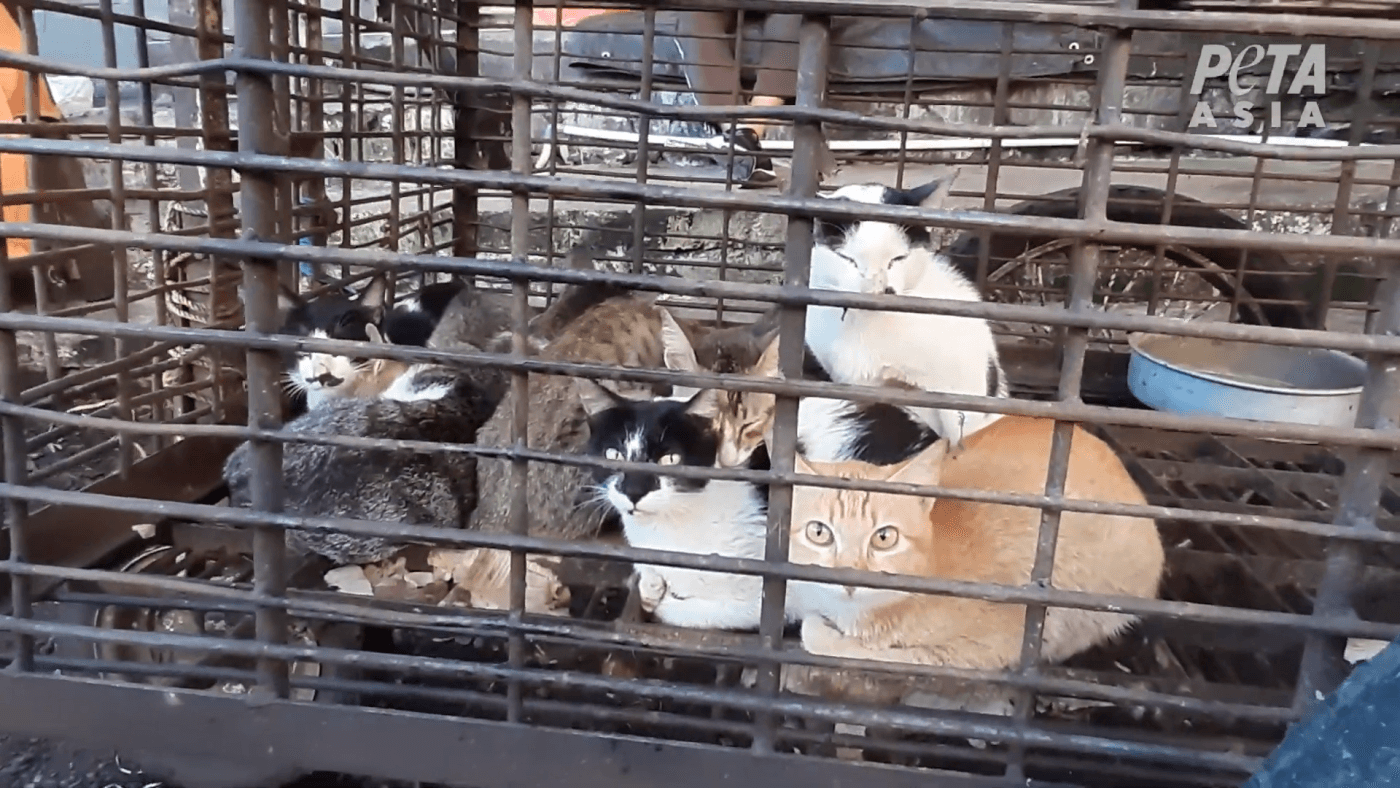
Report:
1127,332,1367,397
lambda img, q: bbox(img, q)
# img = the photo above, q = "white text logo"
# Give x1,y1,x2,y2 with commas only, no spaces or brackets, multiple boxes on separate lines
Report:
1187,44,1326,130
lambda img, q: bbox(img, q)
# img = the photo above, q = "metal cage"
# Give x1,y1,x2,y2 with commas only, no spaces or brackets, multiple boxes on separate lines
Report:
0,0,1398,786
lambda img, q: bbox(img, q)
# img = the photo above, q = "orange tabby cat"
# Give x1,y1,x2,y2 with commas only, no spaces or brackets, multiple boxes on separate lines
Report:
788,415,1165,680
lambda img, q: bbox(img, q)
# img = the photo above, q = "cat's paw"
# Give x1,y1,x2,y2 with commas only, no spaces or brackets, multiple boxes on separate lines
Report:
800,615,848,656
637,570,667,614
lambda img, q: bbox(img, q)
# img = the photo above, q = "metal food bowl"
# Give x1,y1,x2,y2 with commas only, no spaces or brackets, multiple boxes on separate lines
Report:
1127,333,1368,428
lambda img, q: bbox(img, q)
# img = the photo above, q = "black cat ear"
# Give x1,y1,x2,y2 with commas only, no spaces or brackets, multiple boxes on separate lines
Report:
276,282,305,312
898,172,957,209
577,378,627,417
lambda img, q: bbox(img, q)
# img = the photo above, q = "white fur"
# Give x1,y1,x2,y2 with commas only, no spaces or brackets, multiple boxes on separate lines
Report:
807,184,1007,446
381,364,454,403
794,397,865,462
289,329,365,410
602,416,795,630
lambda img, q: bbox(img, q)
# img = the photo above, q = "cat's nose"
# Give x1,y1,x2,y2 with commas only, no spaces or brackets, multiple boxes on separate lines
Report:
883,287,895,295
312,372,344,387
619,475,655,504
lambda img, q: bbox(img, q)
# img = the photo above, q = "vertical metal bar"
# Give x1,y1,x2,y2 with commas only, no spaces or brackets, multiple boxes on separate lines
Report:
1293,154,1400,714
272,0,294,247
133,0,170,448
506,0,534,724
306,0,328,250
1004,6,1134,781
339,1,358,262
630,4,657,275
0,221,32,670
974,22,1017,294
451,0,480,262
751,13,828,755
389,0,406,265
197,0,237,422
15,6,60,389
1311,48,1380,330
98,0,135,477
233,0,290,699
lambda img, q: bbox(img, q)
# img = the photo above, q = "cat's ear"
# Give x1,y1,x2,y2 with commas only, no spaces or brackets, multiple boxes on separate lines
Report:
682,387,721,421
358,273,390,318
577,378,626,417
275,281,305,313
658,308,698,373
753,335,781,379
887,439,949,487
792,452,816,477
900,171,958,210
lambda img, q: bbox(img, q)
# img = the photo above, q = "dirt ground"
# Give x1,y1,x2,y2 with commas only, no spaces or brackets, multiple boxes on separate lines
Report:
0,736,417,788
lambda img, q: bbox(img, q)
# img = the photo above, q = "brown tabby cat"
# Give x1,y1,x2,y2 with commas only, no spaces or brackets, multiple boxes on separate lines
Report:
785,415,1165,702
467,294,705,549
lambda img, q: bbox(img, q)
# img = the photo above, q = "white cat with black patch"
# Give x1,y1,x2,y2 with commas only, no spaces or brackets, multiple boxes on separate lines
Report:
805,176,1008,446
580,311,796,631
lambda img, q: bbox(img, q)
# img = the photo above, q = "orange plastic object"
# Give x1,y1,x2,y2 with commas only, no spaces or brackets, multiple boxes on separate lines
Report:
0,0,61,259
532,7,618,28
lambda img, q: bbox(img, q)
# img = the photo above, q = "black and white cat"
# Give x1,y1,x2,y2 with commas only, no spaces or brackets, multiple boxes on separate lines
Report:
805,178,1008,446
277,275,477,411
580,311,797,631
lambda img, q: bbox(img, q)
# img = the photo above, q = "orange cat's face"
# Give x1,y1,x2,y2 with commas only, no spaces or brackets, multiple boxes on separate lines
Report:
788,441,948,627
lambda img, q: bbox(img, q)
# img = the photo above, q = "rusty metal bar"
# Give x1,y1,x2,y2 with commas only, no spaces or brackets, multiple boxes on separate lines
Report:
1005,4,1136,780
8,135,1400,260
14,5,60,388
506,0,535,724
96,0,136,477
232,0,290,699
9,45,1400,165
1292,178,1400,715
451,0,480,261
630,3,657,274
752,12,828,754
0,215,32,671
9,393,1400,552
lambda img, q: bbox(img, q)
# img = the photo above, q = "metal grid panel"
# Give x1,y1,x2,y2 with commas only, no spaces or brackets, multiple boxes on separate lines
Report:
0,0,1397,786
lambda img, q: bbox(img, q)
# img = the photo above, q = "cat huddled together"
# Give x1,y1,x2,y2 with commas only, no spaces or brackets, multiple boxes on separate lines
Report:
224,176,1165,716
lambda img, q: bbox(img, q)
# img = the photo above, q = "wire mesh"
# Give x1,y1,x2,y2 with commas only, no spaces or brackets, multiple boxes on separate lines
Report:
0,1,1398,787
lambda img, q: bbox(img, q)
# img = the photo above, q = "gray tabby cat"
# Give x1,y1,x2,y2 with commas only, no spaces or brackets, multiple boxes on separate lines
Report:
224,265,629,566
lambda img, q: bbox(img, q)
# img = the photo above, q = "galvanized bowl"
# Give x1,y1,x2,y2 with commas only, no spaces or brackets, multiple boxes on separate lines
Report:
1127,333,1368,428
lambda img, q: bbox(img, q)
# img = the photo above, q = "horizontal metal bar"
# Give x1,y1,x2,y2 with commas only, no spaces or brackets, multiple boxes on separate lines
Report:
5,48,1397,165
0,671,1086,788
3,226,1400,363
2,485,1397,641
3,394,1397,548
7,559,1302,725
0,616,1261,772
2,135,1400,258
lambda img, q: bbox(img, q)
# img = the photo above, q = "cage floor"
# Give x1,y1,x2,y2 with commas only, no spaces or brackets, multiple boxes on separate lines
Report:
20,421,1400,788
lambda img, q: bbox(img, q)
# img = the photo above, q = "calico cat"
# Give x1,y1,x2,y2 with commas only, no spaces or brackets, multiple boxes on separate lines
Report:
277,274,480,411
223,323,498,566
580,310,793,631
696,334,938,470
786,416,1165,688
806,177,1008,447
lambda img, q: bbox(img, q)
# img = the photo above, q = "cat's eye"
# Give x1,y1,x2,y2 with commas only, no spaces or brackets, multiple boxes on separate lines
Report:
871,526,900,550
742,421,764,440
658,453,681,466
604,448,622,461
804,521,833,546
